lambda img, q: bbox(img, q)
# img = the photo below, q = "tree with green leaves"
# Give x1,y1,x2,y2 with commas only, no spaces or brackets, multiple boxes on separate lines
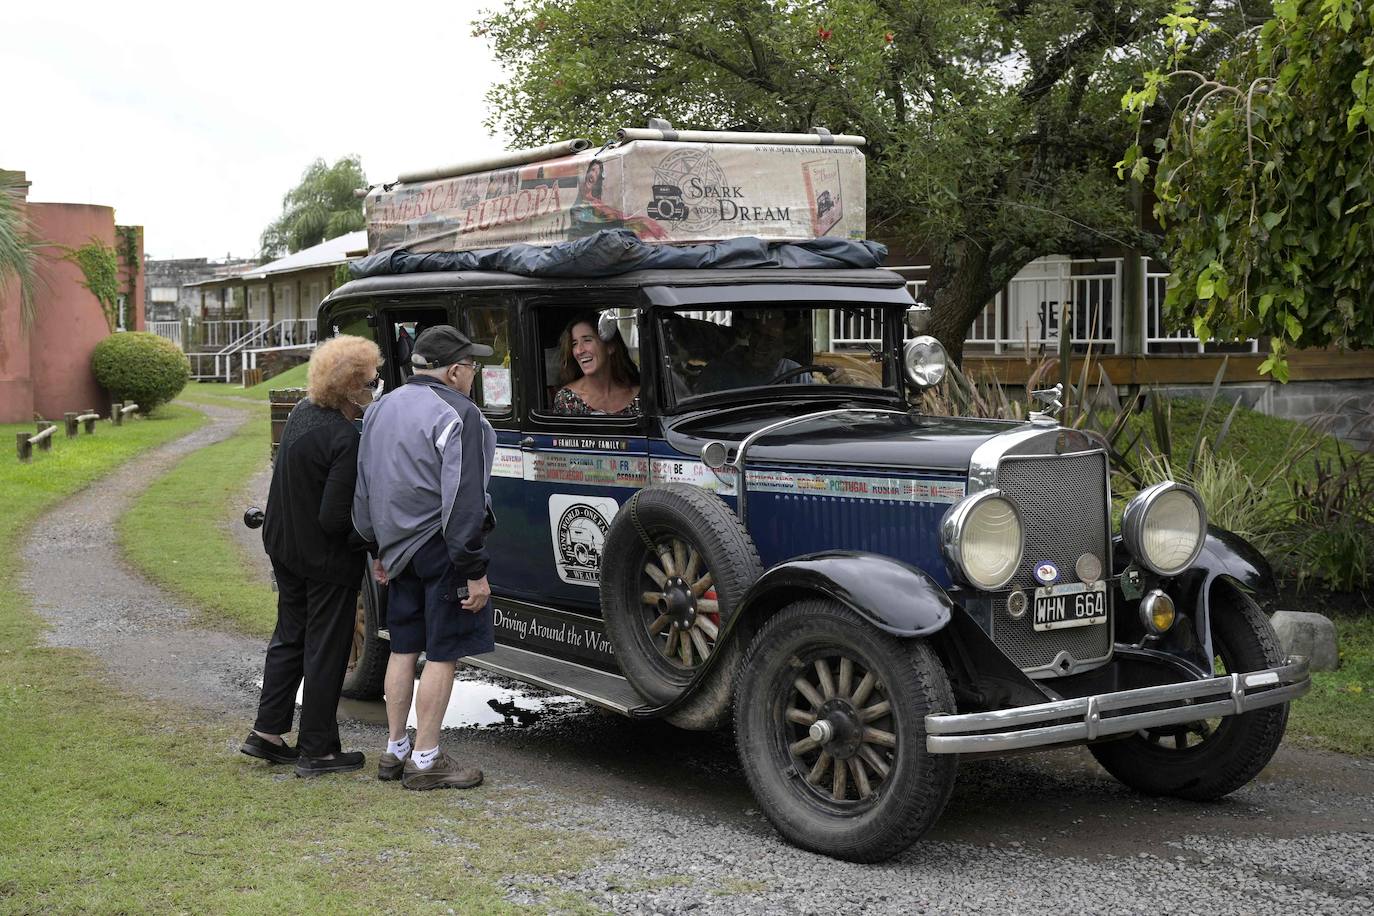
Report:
259,156,367,258
1,171,42,330
478,0,1267,362
1122,0,1373,380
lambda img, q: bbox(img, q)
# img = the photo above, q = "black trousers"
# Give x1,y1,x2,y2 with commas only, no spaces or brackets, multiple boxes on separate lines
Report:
253,563,359,758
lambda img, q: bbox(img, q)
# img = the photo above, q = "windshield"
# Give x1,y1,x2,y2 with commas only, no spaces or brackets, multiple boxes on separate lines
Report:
658,305,896,404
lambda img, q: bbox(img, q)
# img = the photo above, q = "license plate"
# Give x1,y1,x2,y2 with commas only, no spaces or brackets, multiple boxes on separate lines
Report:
1033,581,1107,632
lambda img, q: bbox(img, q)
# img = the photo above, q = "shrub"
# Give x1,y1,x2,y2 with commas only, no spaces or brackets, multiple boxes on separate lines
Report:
1276,452,1374,593
91,332,190,414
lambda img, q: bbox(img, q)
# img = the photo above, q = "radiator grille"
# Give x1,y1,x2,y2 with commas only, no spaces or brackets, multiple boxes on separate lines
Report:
993,451,1112,673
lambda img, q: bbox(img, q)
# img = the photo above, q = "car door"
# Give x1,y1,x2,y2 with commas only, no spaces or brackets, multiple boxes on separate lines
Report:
516,296,649,613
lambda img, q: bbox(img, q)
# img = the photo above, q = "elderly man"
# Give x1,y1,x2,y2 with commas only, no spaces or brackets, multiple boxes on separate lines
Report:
353,325,496,790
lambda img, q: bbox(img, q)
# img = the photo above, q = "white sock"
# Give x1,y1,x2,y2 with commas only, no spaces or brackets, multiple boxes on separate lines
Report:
412,745,440,770
387,735,411,759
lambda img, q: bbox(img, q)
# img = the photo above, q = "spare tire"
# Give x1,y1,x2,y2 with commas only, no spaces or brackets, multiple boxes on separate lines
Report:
600,484,762,717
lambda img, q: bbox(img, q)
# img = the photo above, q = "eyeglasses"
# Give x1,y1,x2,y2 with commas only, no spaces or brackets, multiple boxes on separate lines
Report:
363,376,384,390
452,360,479,372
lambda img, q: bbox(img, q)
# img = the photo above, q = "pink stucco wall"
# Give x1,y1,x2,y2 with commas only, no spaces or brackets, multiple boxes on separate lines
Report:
26,203,117,420
0,270,34,421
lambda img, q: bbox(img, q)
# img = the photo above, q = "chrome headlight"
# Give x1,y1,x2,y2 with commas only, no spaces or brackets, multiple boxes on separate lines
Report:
941,490,1024,590
1121,481,1207,576
903,335,947,388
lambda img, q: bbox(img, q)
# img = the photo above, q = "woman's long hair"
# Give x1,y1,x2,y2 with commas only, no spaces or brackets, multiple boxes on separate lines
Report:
557,312,640,388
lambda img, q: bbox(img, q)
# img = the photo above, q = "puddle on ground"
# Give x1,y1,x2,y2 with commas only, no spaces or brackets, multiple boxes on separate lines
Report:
258,671,573,729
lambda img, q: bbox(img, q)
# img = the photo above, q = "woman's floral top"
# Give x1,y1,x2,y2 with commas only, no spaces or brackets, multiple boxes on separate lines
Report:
552,386,639,416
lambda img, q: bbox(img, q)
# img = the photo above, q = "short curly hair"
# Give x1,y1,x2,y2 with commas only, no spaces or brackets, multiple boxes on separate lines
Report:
306,335,382,410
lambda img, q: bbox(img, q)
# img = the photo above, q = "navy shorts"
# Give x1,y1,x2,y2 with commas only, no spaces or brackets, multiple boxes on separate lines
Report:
386,534,495,662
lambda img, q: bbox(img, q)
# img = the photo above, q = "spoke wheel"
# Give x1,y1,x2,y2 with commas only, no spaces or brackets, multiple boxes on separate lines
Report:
781,653,897,804
736,600,956,862
1089,585,1289,801
600,485,762,722
640,535,720,671
340,568,388,700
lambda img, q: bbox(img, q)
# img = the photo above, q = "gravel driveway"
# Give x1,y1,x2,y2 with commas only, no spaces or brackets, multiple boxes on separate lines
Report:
20,401,1374,915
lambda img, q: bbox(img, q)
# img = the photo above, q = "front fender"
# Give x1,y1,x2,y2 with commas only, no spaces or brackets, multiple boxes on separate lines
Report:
1115,527,1276,674
735,551,954,638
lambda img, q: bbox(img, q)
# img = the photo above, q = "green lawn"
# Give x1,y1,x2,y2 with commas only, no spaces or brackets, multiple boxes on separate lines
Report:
1289,612,1374,756
0,402,608,913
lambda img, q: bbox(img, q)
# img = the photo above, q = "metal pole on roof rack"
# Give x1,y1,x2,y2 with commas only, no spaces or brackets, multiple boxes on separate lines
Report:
394,139,595,184
616,124,865,147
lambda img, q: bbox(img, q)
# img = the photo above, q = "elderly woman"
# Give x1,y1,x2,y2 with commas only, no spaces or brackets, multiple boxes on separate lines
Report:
551,313,640,416
241,334,383,777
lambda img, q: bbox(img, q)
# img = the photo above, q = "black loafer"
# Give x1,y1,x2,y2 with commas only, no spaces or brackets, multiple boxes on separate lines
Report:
240,732,297,765
295,751,365,778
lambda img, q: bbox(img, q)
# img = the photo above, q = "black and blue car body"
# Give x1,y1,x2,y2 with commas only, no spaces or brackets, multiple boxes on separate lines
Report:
315,263,1310,862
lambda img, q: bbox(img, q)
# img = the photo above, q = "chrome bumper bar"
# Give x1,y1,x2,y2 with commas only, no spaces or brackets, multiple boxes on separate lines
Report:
925,656,1310,754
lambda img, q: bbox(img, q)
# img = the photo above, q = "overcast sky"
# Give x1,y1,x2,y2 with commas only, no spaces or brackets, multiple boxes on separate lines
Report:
4,0,516,260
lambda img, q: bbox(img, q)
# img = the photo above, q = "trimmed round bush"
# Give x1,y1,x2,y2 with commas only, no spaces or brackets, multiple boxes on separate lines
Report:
91,332,191,414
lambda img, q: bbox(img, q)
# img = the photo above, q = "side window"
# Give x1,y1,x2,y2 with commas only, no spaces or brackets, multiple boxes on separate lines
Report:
380,305,448,387
330,307,377,344
536,305,641,417
463,303,514,416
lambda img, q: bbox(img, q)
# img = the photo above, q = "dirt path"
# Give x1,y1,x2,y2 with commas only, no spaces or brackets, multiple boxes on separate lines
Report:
21,401,269,716
18,403,1374,914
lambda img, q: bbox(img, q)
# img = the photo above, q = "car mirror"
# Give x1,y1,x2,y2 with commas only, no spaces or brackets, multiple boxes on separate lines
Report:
597,309,622,342
906,304,932,334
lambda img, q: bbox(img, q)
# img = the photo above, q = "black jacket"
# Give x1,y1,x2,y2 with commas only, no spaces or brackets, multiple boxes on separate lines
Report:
263,399,366,587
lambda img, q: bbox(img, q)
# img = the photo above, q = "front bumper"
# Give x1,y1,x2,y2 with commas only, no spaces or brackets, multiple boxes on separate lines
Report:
925,656,1310,754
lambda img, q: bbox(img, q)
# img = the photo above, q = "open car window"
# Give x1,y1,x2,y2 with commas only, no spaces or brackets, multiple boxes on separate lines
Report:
659,305,891,404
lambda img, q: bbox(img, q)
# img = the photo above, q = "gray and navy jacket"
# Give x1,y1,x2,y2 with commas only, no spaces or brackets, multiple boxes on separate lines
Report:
353,375,497,581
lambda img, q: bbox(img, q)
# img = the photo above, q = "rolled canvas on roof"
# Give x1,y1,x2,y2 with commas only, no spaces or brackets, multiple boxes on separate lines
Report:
364,140,866,254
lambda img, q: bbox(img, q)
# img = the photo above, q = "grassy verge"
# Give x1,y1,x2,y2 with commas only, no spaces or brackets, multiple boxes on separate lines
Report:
119,403,278,637
180,363,309,407
1288,611,1374,756
1,403,608,912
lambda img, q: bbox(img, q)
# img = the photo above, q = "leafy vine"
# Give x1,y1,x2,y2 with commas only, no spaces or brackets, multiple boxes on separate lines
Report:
65,238,120,331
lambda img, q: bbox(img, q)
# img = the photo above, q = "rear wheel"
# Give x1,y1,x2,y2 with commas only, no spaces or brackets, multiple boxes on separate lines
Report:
1089,585,1288,800
735,600,957,862
340,571,388,700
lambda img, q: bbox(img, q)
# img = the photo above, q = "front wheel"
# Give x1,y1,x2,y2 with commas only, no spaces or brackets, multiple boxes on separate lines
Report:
735,600,957,862
1089,584,1288,800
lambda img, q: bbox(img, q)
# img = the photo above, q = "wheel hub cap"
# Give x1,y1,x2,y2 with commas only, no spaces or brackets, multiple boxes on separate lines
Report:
815,697,863,759
658,576,696,628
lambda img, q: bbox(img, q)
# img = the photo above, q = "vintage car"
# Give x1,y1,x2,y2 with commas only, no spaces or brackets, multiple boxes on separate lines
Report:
303,262,1308,862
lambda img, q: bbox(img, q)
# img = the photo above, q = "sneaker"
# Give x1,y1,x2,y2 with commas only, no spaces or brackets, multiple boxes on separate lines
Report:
240,732,296,765
295,751,365,778
378,751,406,782
401,751,483,791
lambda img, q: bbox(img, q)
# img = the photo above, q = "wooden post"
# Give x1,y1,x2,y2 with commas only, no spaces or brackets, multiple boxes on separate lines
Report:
112,402,123,426
36,422,54,452
83,410,97,434
65,412,79,437
16,433,31,462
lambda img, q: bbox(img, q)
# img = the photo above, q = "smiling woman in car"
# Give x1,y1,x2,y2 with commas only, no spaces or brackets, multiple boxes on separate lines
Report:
552,312,640,416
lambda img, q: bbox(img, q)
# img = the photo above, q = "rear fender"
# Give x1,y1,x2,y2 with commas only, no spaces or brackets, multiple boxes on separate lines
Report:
731,551,954,642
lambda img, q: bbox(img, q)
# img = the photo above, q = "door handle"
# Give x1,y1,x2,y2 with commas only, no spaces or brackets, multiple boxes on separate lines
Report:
520,436,536,448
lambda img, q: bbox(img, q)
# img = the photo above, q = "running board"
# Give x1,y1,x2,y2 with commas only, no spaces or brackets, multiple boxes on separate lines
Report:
460,644,650,716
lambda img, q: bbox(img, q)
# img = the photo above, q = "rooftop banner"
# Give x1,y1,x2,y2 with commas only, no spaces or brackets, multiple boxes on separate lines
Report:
364,140,866,254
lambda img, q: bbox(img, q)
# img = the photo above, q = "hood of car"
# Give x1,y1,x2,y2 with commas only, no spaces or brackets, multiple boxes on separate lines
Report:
663,403,1025,474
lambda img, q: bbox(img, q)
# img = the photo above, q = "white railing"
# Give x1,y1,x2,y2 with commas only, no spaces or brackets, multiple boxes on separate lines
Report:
1143,259,1259,353
190,319,319,383
197,319,266,349
148,321,183,348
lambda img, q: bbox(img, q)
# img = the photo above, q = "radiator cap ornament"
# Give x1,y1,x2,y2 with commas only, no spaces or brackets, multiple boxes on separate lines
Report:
1033,561,1060,585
